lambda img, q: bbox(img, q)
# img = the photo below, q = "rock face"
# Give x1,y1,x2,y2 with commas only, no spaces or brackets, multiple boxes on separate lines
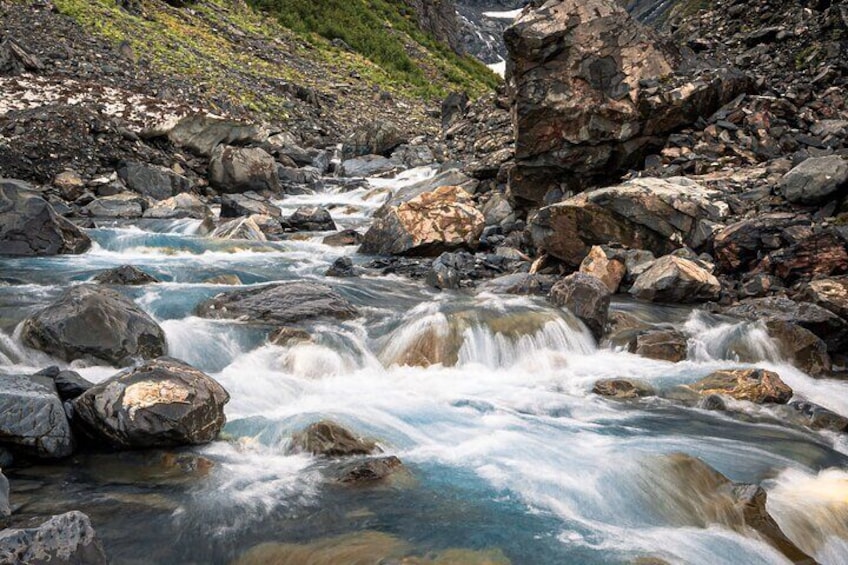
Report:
289,420,377,458
779,155,848,205
359,185,484,256
72,357,229,448
0,511,108,565
530,177,727,267
0,374,74,458
549,273,611,340
689,369,793,404
21,285,167,367
0,179,91,256
93,265,159,285
196,281,358,325
209,145,280,194
630,256,721,304
505,0,750,205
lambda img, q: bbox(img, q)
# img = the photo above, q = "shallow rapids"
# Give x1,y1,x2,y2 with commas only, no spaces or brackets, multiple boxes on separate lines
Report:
2,167,848,564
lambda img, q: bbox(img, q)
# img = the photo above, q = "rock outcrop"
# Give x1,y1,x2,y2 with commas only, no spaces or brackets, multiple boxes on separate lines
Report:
0,373,75,458
0,511,108,565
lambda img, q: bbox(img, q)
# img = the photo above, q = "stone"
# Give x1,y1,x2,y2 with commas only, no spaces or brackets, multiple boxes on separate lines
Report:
763,320,831,378
713,213,809,274
688,369,793,404
592,378,655,399
209,145,280,194
360,185,485,256
0,38,43,75
52,370,93,402
340,155,398,178
630,256,721,304
72,357,229,448
277,166,322,193
633,330,688,362
530,177,728,267
0,374,74,458
143,193,211,220
779,155,848,205
283,206,336,232
159,114,266,157
476,273,557,295
0,511,107,565
195,281,358,325
93,265,159,285
325,257,357,278
579,246,626,293
549,273,611,340
390,144,435,169
21,285,167,367
0,179,91,256
53,170,85,201
374,170,478,220
220,192,281,219
0,469,8,521
211,216,268,242
117,161,191,201
323,229,362,247
785,401,848,433
248,214,284,239
204,274,243,285
84,193,146,218
800,277,848,319
342,119,406,159
333,456,404,484
754,230,848,284
481,192,514,227
289,420,377,458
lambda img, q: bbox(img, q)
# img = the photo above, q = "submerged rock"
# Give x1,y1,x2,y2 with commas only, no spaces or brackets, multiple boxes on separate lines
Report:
549,273,611,340
592,378,655,400
632,329,689,362
93,265,159,285
195,281,358,325
0,373,74,458
289,420,377,458
268,327,312,347
0,511,108,564
0,179,91,256
630,256,721,304
21,285,167,367
72,357,229,449
688,369,793,404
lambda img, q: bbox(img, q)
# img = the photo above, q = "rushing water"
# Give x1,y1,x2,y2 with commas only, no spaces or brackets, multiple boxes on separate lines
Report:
2,166,848,564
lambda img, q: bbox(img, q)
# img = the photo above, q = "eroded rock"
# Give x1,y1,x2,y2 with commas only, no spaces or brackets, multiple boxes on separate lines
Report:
0,374,74,458
0,511,107,565
688,368,793,404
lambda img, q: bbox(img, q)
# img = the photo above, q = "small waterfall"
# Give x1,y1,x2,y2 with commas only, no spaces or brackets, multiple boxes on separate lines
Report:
685,311,782,364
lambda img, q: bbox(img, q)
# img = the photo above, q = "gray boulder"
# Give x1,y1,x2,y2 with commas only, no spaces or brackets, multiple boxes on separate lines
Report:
21,285,167,367
93,265,159,285
209,145,279,194
143,193,211,220
196,281,358,325
72,357,229,449
549,273,611,340
160,114,266,157
0,374,74,458
83,193,146,218
342,119,406,159
0,511,107,564
277,166,322,193
117,161,192,200
283,206,336,232
780,155,848,205
630,256,721,304
340,155,398,178
210,216,268,241
0,179,91,256
220,192,281,219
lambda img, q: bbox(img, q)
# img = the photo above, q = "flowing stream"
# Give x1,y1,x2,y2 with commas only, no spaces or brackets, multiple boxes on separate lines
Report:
2,166,848,564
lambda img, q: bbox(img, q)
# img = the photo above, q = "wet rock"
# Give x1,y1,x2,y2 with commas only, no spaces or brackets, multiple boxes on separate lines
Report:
390,144,435,169
799,276,848,319
426,251,473,290
83,193,146,218
0,469,8,521
143,193,211,220
689,369,793,404
699,394,727,411
51,370,93,402
21,284,167,367
630,256,721,304
283,206,336,232
549,273,611,340
592,378,655,399
530,177,727,267
780,155,848,205
763,320,832,378
220,192,281,219
204,274,242,285
360,185,485,256
211,216,268,242
0,373,74,458
340,155,398,178
289,420,377,458
93,265,159,285
117,161,191,200
268,327,312,347
333,456,404,484
579,246,627,294
785,400,848,433
477,273,557,296
633,329,688,362
322,229,362,247
0,179,91,256
196,281,358,325
209,145,279,194
342,119,406,159
72,357,229,448
325,257,357,278
159,114,266,157
277,166,322,193
374,169,479,218
0,511,107,564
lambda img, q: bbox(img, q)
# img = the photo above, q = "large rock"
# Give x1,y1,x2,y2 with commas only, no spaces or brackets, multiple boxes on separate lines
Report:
630,256,721,304
160,114,266,157
72,357,228,448
763,320,832,378
530,177,728,267
117,161,192,200
549,273,611,340
289,420,377,458
340,155,398,178
211,216,268,242
593,378,655,399
195,281,358,325
209,145,280,194
505,0,751,205
283,206,336,232
779,155,848,205
21,285,167,367
800,277,848,320
0,511,107,564
84,193,146,218
359,185,485,256
0,179,91,256
342,119,406,159
93,265,159,285
0,374,74,458
579,245,626,293
374,169,479,218
632,329,688,362
220,192,281,219
143,193,211,220
688,369,793,404
713,213,809,274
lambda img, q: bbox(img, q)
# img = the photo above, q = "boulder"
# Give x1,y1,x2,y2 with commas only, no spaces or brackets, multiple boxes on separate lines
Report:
209,145,279,194
630,256,721,304
93,265,159,285
632,329,688,362
340,155,398,178
359,185,485,256
72,357,229,448
342,119,406,159
283,206,336,232
800,277,848,319
84,193,146,218
688,369,793,404
579,246,626,293
0,374,74,458
211,216,268,242
374,169,478,218
117,161,192,200
325,257,357,278
53,371,93,402
549,273,611,340
779,155,848,205
425,251,473,290
21,285,167,367
195,281,358,325
0,179,91,256
289,420,377,458
333,456,404,484
323,229,362,247
268,327,312,347
530,177,728,267
53,170,86,201
143,193,211,220
220,192,281,219
0,511,107,565
390,144,435,168
593,378,655,399
160,114,266,157
762,320,831,378
277,166,322,193
476,273,557,296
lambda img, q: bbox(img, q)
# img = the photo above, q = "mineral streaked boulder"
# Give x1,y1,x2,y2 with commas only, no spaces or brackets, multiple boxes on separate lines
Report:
630,256,721,304
549,272,611,340
592,378,655,399
688,368,793,404
143,193,211,220
289,420,378,458
0,374,75,458
0,511,108,565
